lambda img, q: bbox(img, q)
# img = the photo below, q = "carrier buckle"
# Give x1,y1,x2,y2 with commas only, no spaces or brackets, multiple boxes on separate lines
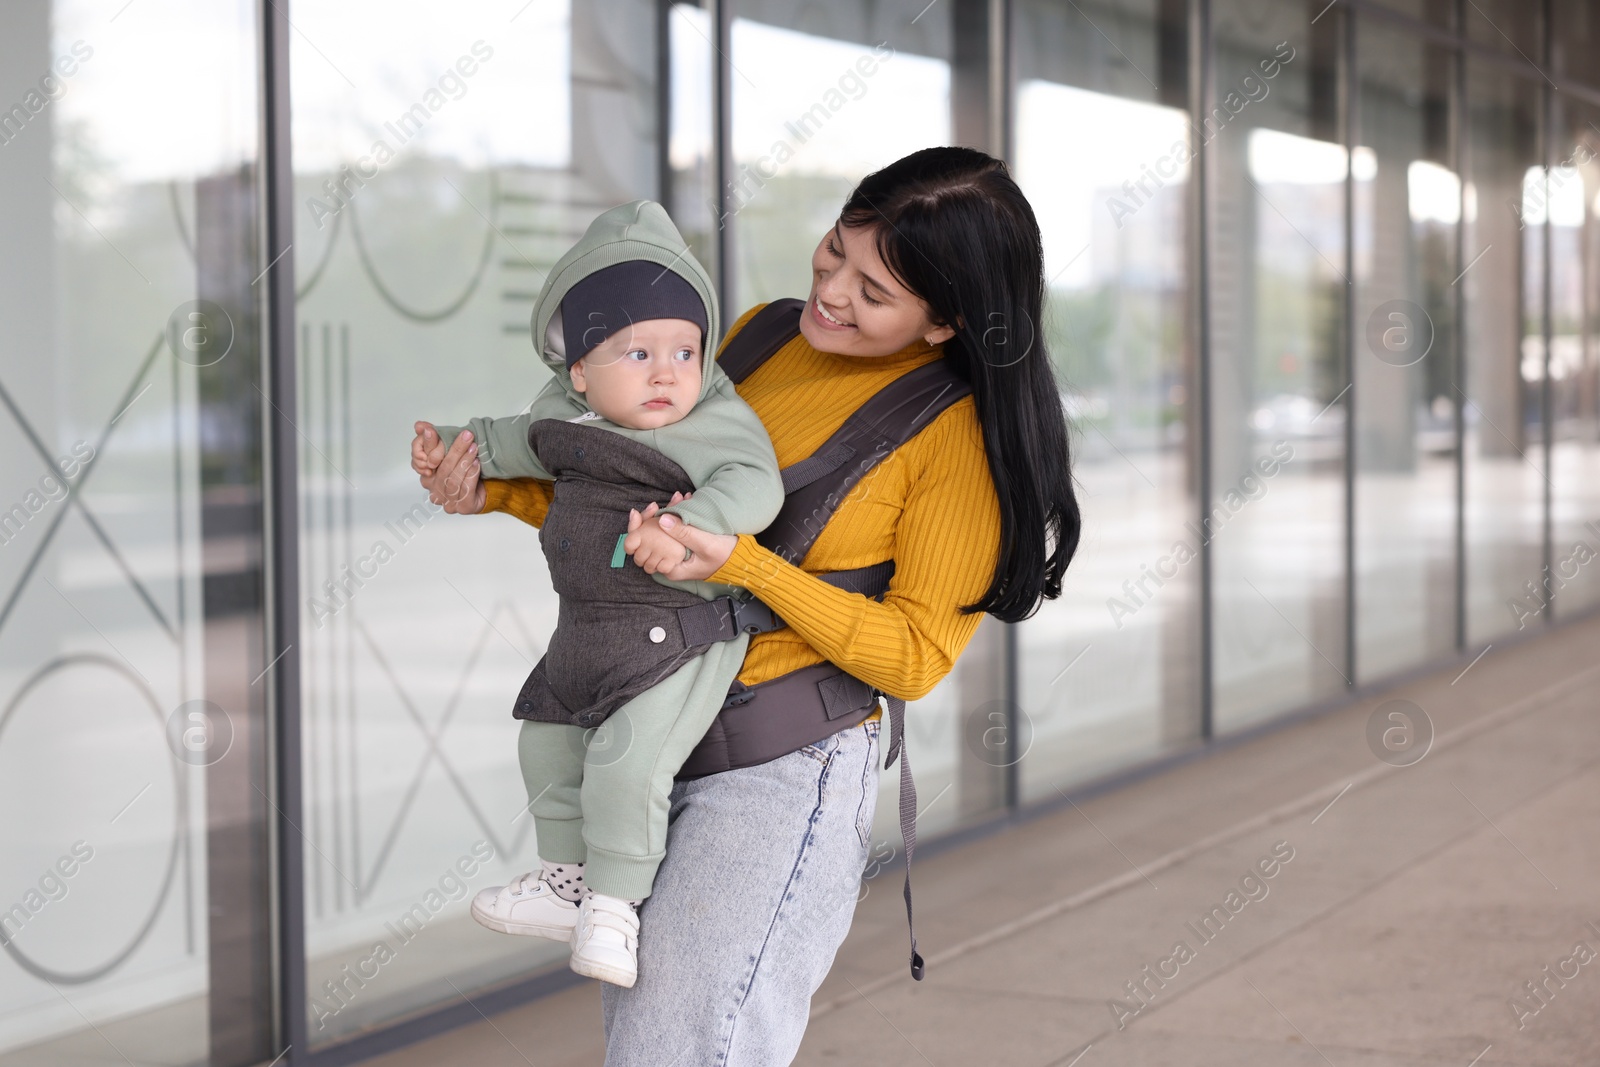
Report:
726,595,781,635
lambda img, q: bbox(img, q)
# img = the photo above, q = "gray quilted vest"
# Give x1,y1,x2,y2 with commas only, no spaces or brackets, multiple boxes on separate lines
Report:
510,418,720,729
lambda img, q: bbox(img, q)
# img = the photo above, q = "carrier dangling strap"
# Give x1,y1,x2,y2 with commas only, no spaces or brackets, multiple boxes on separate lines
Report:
880,691,924,980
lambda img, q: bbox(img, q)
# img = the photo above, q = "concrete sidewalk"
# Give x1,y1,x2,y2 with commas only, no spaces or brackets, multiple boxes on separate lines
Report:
366,615,1600,1066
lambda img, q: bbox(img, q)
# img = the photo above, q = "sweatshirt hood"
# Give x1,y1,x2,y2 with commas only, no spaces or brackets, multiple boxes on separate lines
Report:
531,200,721,408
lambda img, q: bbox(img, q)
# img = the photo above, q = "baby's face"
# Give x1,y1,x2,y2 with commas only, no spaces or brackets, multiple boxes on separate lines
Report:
569,318,703,430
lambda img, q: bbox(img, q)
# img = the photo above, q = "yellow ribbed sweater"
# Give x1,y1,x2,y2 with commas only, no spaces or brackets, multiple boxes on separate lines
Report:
481,303,1002,702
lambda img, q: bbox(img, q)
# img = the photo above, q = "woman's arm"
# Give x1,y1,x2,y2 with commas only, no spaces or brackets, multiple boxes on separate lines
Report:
651,404,1001,701
483,477,555,527
416,421,554,525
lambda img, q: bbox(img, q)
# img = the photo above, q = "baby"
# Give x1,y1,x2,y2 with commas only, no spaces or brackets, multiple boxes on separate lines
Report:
412,201,782,987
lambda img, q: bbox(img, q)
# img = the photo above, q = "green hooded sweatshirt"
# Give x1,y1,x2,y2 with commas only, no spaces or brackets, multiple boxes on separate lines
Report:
435,200,783,551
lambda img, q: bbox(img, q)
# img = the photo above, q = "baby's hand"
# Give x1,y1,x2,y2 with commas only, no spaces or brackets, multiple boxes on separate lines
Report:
412,423,484,512
624,493,692,575
411,421,445,481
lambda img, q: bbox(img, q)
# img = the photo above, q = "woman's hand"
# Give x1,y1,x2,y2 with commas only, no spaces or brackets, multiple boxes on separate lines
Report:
623,497,738,581
412,421,485,514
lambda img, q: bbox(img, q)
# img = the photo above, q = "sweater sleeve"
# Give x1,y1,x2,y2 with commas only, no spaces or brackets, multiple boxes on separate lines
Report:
706,403,1000,701
483,477,554,528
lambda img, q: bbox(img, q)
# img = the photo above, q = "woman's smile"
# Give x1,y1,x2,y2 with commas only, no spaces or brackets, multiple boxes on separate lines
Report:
811,297,855,330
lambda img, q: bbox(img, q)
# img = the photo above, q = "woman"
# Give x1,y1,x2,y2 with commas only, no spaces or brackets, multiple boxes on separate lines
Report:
416,146,1080,1064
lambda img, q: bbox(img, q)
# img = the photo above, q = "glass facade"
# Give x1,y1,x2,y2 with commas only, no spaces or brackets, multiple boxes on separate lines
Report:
1,0,272,1065
3,1,1598,1063
286,0,662,1046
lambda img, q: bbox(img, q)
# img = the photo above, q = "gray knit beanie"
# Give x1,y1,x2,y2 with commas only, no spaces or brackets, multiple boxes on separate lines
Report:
558,260,709,367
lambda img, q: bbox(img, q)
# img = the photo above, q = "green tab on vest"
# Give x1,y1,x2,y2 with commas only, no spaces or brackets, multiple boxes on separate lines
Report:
610,532,627,568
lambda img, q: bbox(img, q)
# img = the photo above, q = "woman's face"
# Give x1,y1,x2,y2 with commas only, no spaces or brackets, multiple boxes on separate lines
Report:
798,222,955,357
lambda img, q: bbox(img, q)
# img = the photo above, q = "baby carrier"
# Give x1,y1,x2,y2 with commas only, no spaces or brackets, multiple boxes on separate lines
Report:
510,419,717,730
674,299,973,980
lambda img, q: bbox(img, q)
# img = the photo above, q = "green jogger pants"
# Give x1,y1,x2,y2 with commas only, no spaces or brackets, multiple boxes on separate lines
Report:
516,634,749,900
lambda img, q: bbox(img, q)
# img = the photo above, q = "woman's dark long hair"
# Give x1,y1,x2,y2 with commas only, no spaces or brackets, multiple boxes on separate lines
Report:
839,146,1080,623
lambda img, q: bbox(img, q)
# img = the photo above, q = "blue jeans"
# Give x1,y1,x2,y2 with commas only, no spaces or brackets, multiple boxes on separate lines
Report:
600,716,882,1065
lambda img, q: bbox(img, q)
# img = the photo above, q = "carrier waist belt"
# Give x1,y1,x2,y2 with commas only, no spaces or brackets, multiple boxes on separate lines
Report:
674,661,881,779
673,560,894,778
674,559,895,645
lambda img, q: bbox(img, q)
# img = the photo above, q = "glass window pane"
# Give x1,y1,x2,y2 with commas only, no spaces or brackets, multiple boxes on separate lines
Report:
1352,22,1459,682
0,1,268,1063
288,0,659,1044
1364,0,1455,31
1465,0,1540,59
1210,2,1350,731
669,2,717,283
1548,95,1600,617
1462,62,1545,642
1012,0,1202,795
727,1,951,310
1553,0,1600,92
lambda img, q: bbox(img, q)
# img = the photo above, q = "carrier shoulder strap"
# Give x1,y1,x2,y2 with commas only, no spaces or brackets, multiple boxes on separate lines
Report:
718,298,974,566
758,358,971,565
718,298,806,384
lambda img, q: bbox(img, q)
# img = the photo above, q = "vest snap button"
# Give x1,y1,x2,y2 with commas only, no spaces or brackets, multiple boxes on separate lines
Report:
648,626,666,643
559,538,570,551
575,446,586,460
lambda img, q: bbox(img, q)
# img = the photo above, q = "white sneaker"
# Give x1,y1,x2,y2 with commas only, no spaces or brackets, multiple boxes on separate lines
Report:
569,893,640,988
470,871,580,941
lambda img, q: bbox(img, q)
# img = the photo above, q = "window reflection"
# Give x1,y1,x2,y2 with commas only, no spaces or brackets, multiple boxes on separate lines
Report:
1013,0,1199,796
1210,0,1349,731
1462,62,1544,643
669,3,717,279
1547,97,1600,617
728,9,950,308
1352,24,1457,684
1553,0,1600,91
